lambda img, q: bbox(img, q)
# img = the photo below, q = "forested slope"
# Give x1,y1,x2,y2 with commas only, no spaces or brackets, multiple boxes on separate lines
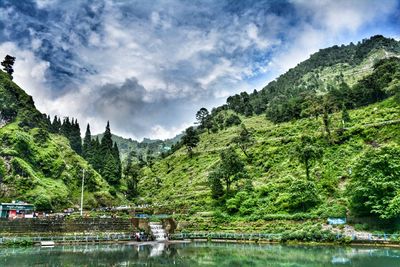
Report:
0,70,119,210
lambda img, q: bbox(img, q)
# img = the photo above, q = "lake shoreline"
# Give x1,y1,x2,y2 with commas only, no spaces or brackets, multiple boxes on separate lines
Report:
2,235,400,249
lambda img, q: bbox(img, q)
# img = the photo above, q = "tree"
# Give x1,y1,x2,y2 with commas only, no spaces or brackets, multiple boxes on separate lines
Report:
69,119,82,155
348,145,400,219
113,142,122,179
210,148,246,195
82,123,94,163
292,135,323,180
225,114,241,127
124,151,140,199
101,121,113,152
99,121,122,185
102,152,119,186
287,178,320,212
181,126,199,157
196,108,209,126
232,124,254,158
1,55,16,79
208,168,224,200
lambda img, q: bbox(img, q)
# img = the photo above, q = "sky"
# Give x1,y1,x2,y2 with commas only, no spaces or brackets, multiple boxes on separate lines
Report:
0,0,399,140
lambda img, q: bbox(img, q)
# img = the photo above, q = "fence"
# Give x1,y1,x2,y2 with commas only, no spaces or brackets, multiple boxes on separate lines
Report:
170,232,400,242
0,233,135,245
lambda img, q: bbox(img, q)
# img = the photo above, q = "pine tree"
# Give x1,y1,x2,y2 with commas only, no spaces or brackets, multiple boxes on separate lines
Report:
51,116,60,133
69,119,82,155
124,151,140,199
101,121,113,152
99,121,121,185
83,124,92,159
113,142,122,180
92,137,102,171
102,152,119,185
61,117,71,137
1,55,16,79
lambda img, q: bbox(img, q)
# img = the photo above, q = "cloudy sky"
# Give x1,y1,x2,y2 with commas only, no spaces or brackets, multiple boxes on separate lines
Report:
0,0,399,140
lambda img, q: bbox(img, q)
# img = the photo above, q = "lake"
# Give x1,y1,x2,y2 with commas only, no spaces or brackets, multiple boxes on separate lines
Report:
1,242,400,266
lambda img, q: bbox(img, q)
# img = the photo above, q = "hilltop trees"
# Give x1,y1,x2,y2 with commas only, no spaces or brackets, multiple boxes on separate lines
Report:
1,55,16,79
48,116,82,155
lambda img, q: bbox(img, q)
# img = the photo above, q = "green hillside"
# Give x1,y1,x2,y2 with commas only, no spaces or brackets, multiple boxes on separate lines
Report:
138,98,400,213
135,36,400,230
0,71,119,210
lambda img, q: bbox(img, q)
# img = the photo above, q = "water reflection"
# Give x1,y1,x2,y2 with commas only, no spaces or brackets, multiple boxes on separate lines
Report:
0,242,399,266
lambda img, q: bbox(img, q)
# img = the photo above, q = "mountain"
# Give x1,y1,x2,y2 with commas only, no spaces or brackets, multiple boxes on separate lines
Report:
0,71,120,211
222,35,400,122
93,133,183,161
135,36,400,230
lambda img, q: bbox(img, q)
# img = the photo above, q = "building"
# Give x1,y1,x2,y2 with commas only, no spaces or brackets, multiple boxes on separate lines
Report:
0,202,34,218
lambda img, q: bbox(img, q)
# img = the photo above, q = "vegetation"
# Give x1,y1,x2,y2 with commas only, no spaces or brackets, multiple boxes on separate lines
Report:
0,67,119,210
1,35,400,237
135,36,400,231
1,55,15,80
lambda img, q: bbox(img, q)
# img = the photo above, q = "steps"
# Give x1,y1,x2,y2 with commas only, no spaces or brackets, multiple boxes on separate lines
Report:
149,222,167,241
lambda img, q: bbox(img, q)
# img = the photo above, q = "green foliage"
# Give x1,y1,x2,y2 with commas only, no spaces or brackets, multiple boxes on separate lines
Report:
124,151,141,199
0,72,120,210
208,168,224,200
348,145,400,219
207,147,247,201
33,194,53,211
232,124,254,158
286,178,320,212
182,126,200,157
225,114,242,127
1,55,16,79
292,135,323,179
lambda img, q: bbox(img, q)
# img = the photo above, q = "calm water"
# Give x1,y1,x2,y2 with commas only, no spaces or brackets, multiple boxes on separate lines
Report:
1,242,400,267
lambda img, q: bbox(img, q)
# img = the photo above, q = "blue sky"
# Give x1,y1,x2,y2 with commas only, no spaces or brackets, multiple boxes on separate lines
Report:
0,0,399,140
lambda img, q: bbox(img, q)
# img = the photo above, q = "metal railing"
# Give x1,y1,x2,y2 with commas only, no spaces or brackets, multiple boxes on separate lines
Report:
0,234,134,244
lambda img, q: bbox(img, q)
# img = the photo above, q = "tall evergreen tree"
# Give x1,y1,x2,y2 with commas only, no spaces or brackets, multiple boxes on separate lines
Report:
83,124,92,159
99,121,122,185
113,142,122,180
92,137,102,171
101,121,113,151
69,119,82,155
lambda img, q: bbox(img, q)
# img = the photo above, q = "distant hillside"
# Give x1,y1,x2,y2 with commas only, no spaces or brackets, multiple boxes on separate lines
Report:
93,133,183,161
220,35,400,122
0,70,119,210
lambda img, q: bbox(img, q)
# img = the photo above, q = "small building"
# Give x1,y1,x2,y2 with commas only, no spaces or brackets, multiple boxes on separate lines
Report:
0,202,34,219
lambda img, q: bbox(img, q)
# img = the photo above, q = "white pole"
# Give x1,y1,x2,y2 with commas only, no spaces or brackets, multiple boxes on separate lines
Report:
80,169,85,216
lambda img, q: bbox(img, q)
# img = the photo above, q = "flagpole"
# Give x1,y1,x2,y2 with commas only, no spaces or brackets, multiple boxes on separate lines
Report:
80,169,85,216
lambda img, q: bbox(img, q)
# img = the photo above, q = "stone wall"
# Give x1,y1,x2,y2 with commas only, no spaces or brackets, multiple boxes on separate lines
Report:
0,218,133,234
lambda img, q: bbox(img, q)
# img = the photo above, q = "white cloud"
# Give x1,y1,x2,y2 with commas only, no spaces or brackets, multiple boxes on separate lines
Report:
1,0,398,140
0,42,50,105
